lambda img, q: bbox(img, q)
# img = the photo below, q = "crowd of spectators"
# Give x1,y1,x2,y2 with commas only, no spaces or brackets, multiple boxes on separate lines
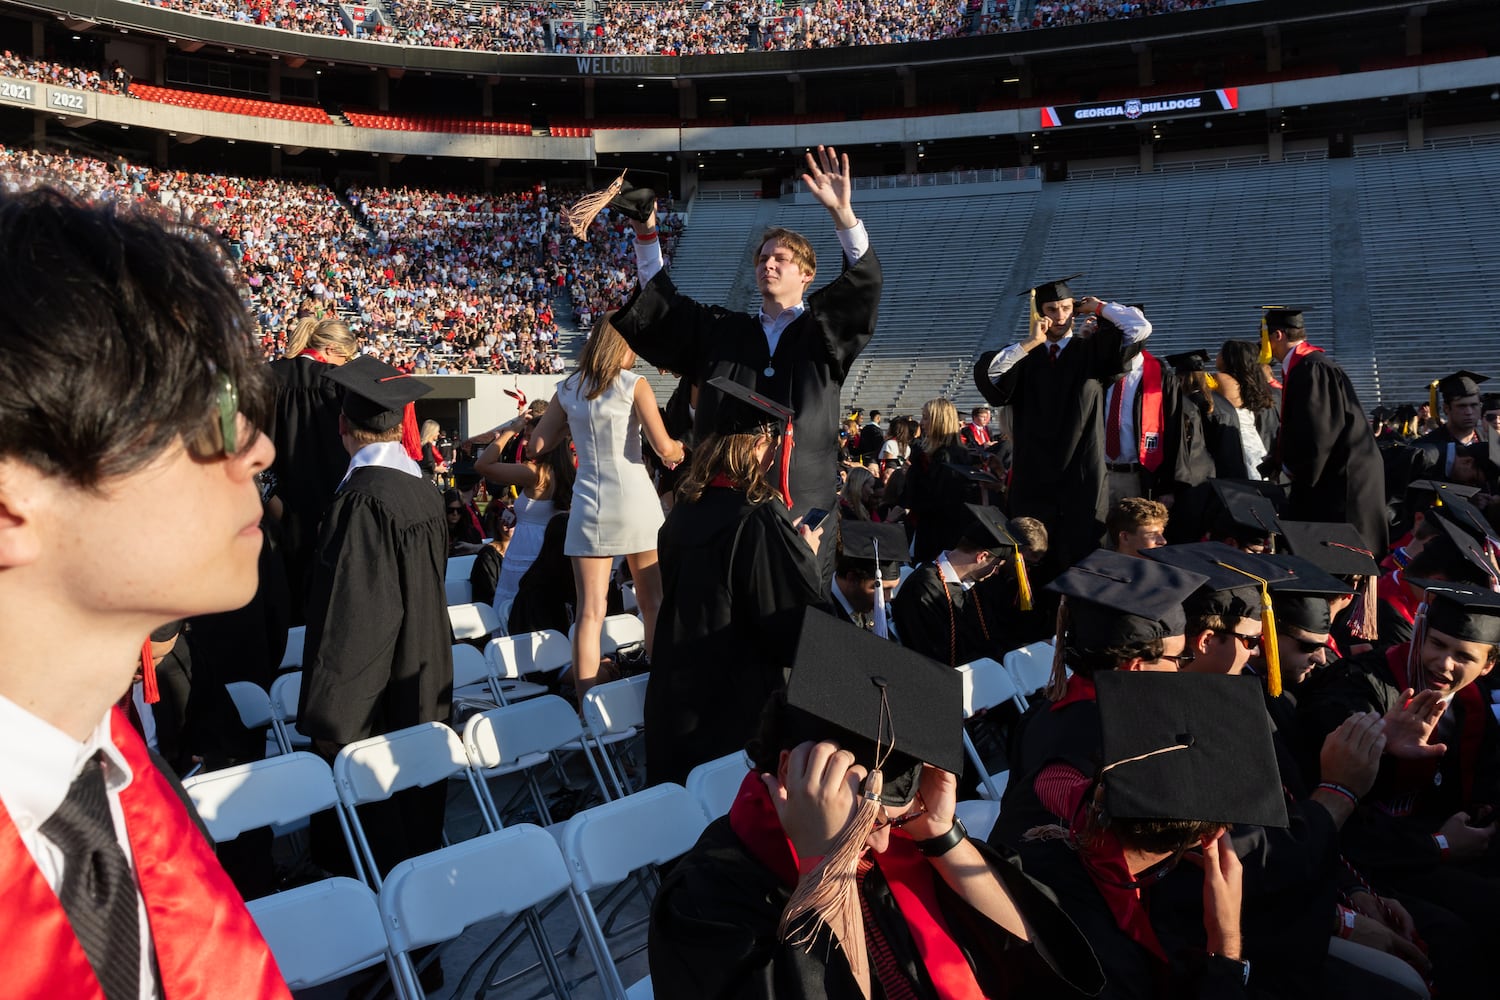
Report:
0,51,136,95
127,0,1218,55
0,142,682,375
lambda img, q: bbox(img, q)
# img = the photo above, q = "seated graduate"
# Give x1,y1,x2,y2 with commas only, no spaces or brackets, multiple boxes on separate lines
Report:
1297,583,1500,938
1006,671,1287,1000
1373,507,1497,647
649,610,1106,1000
1277,520,1382,658
647,377,822,786
824,520,907,636
993,551,1208,849
891,503,1031,667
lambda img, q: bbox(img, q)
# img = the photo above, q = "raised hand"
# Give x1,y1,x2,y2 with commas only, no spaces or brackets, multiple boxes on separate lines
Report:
1318,710,1386,797
1200,830,1244,961
762,740,864,863
1383,689,1449,759
801,145,857,230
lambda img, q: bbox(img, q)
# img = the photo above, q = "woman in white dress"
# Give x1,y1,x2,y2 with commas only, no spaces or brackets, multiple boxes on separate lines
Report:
530,316,684,702
474,411,575,629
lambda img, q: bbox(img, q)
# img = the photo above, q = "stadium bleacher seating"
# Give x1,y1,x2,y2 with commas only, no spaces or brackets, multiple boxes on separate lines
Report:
132,82,333,124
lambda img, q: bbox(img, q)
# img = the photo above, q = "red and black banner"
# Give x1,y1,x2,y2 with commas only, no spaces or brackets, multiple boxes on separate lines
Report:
1040,88,1239,129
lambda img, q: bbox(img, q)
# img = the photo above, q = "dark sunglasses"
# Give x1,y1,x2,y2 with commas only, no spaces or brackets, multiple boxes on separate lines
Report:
871,798,927,831
185,371,246,460
1221,630,1262,652
447,507,464,514
1157,651,1196,667
1287,636,1326,655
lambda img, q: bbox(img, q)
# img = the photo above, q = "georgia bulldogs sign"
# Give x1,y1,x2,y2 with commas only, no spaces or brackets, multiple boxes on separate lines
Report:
1040,88,1239,128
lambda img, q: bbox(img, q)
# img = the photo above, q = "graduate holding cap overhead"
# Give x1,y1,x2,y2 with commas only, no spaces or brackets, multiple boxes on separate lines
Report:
1262,307,1388,558
299,354,454,877
649,609,1106,1000
973,274,1151,573
646,378,823,787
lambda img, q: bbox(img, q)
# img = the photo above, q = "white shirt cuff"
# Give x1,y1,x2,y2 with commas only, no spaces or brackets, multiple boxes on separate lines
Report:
837,219,869,264
635,236,664,287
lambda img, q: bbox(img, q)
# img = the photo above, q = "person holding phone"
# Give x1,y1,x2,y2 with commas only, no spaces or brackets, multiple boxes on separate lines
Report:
646,380,824,786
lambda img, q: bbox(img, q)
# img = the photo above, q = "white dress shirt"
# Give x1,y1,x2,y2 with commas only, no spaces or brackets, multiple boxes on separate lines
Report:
0,695,160,999
986,302,1152,381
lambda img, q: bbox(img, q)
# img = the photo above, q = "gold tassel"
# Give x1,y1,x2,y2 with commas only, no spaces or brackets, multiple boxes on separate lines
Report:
1429,381,1440,422
1257,312,1273,366
1015,553,1033,612
1216,562,1281,697
1029,287,1040,326
560,171,627,240
1204,372,1220,393
1044,599,1070,701
780,770,881,1000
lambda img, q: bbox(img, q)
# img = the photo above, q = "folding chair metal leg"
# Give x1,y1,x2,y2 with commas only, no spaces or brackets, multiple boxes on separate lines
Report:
526,907,574,1000
570,887,628,1000
962,729,1005,801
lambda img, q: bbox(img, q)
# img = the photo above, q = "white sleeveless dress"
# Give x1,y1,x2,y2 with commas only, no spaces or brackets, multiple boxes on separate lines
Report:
558,369,665,557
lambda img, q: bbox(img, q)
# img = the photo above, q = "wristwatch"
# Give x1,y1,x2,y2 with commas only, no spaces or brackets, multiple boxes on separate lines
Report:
1209,954,1251,986
914,816,967,857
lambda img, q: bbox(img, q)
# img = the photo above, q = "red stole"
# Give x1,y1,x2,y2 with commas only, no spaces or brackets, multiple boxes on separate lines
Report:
0,708,291,1000
1050,673,1097,712
1137,352,1165,473
1385,644,1487,803
296,349,332,364
1377,570,1421,626
727,772,985,1000
1281,341,1324,380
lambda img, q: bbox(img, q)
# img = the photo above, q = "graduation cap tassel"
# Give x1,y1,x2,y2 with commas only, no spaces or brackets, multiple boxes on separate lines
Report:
1217,562,1281,697
1408,602,1429,692
1014,552,1033,613
778,417,795,509
560,171,626,240
1429,381,1440,423
139,638,160,705
1348,575,1379,642
871,538,890,639
1258,312,1273,366
1044,599,1070,701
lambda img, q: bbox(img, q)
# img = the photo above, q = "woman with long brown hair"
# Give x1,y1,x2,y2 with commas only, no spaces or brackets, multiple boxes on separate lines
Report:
1214,338,1281,480
644,386,824,785
529,314,684,703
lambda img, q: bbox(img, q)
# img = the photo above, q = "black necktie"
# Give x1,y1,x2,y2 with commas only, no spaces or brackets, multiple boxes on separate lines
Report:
40,751,141,1000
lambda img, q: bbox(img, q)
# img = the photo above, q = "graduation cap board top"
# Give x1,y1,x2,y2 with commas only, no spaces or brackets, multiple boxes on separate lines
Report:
782,609,965,806
1263,553,1357,637
1095,671,1289,830
1209,481,1283,542
705,375,794,436
838,522,909,582
1048,549,1211,648
322,354,432,432
1020,272,1084,306
1164,351,1212,374
1143,542,1265,624
1433,370,1489,403
1408,480,1483,501
1409,579,1500,645
1259,306,1306,330
560,169,665,239
1424,507,1500,586
1277,521,1380,580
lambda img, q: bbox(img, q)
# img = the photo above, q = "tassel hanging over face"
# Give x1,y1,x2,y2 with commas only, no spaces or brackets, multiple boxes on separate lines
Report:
1429,381,1440,425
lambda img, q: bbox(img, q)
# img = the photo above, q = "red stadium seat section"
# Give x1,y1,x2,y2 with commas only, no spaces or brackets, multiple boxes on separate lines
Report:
133,83,332,124
342,109,534,135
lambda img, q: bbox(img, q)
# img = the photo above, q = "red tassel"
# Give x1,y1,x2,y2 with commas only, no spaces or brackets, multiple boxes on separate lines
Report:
140,638,160,705
778,418,795,509
399,402,423,462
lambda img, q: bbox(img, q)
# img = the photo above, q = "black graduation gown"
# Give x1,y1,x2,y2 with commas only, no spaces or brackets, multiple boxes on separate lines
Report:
650,815,1106,1000
899,443,975,563
268,356,348,624
646,489,822,785
992,694,1103,850
975,325,1134,571
1278,351,1388,557
890,563,991,667
299,466,453,878
1194,391,1251,481
611,250,881,523
1133,369,1203,499
468,543,505,609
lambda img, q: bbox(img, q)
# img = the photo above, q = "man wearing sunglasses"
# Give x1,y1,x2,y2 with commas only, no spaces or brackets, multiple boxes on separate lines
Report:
0,190,290,997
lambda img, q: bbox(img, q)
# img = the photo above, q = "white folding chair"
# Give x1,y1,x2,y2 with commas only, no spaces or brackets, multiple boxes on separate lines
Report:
334,722,493,888
956,658,1024,801
571,614,646,657
955,799,1003,841
685,750,752,820
446,553,478,581
1002,640,1056,710
484,630,564,705
449,601,501,641
246,876,398,990
618,580,639,613
892,563,917,598
225,681,279,758
462,696,612,827
280,625,306,670
444,578,474,607
380,824,595,1000
581,675,649,798
182,750,362,882
560,784,709,1000
268,671,311,754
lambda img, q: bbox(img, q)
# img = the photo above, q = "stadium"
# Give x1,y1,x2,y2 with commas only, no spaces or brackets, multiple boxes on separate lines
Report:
1,0,1495,430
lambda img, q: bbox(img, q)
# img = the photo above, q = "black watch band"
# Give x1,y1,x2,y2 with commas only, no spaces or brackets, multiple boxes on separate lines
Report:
915,816,967,857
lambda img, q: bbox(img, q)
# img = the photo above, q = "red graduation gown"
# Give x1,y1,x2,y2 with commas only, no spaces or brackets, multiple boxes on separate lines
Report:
0,707,291,999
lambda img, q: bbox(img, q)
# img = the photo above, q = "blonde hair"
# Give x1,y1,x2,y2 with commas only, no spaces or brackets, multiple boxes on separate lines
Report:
921,398,961,451
757,227,816,277
841,466,877,521
676,431,777,505
286,317,357,361
572,313,635,400
420,419,441,445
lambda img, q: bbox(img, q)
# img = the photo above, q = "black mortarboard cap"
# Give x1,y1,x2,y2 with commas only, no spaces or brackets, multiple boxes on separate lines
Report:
1407,479,1482,502
1263,554,1355,636
1424,508,1498,586
607,169,668,223
1021,272,1083,306
1428,493,1495,544
1435,370,1489,403
323,355,432,432
1412,580,1500,646
1260,306,1306,331
838,522,909,582
1095,671,1289,829
1164,350,1212,374
1208,481,1283,543
1278,521,1380,580
944,462,1004,489
705,375,794,437
1144,542,1264,625
1048,549,1209,648
782,609,965,805
960,502,1013,550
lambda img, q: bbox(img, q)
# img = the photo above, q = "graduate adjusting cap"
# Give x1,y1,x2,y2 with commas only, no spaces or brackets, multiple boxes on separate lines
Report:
1164,350,1212,374
1143,542,1264,626
1434,370,1489,404
323,354,432,433
781,607,965,804
1048,549,1210,650
1264,553,1355,637
1095,671,1289,829
837,521,909,583
1019,272,1084,306
1410,580,1500,645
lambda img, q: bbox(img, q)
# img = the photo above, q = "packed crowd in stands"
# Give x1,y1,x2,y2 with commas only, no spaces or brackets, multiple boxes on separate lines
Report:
0,143,681,374
128,0,1218,54
0,50,136,95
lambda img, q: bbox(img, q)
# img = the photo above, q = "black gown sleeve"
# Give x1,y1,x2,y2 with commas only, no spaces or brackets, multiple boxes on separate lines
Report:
891,568,954,665
1281,362,1341,487
610,269,722,377
806,250,883,381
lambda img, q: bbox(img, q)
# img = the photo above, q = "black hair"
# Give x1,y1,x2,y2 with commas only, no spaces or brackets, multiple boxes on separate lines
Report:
0,187,269,489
